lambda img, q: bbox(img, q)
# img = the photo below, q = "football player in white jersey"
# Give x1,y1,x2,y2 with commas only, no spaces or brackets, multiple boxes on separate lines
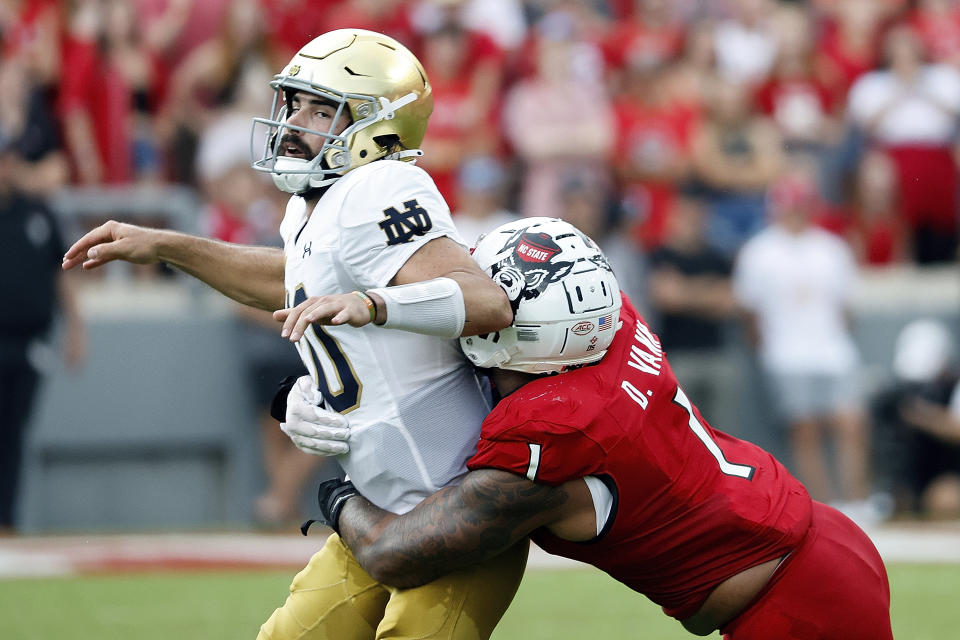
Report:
62,29,526,640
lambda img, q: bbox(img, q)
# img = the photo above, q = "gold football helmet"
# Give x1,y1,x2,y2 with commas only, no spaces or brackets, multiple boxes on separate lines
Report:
251,29,433,193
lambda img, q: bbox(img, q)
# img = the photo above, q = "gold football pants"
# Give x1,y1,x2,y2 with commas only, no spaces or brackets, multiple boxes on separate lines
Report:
257,533,528,640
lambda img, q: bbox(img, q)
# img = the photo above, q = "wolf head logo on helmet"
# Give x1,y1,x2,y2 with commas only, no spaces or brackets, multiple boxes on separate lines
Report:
250,29,433,194
491,229,576,310
461,218,622,374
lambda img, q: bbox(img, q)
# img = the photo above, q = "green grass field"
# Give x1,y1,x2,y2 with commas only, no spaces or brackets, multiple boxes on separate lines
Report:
0,564,953,639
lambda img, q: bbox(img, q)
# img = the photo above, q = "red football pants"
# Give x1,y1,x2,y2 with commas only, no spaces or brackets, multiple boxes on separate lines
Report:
721,501,892,640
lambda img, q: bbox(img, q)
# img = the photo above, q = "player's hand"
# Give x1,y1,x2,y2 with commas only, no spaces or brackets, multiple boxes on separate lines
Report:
280,376,350,456
62,220,162,271
274,293,374,341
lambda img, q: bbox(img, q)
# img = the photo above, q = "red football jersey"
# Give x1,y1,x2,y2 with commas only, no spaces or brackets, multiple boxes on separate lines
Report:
468,297,812,620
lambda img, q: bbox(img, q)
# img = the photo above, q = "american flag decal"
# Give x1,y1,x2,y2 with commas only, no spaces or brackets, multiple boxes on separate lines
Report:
598,314,613,330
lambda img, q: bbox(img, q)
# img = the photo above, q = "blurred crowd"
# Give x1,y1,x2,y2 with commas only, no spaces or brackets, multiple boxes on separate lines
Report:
4,0,960,264
3,0,960,528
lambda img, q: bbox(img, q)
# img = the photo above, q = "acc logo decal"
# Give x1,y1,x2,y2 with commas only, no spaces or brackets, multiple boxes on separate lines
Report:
288,64,300,76
572,321,594,336
379,199,432,245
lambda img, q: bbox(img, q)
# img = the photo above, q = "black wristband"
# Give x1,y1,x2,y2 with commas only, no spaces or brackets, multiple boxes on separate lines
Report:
317,478,359,536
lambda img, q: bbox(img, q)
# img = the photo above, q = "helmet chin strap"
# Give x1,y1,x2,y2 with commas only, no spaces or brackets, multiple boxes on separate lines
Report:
488,344,520,368
271,156,321,193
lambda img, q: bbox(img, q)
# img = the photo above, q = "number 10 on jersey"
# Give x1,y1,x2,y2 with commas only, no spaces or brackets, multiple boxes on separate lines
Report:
289,287,363,414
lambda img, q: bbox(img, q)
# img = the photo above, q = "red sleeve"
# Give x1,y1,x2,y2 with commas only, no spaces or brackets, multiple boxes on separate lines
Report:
467,421,607,485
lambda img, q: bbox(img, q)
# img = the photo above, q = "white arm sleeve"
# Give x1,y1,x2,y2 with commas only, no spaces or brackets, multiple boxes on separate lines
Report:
367,277,466,338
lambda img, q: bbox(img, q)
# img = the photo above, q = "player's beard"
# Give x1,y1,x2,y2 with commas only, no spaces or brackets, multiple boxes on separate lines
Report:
279,133,332,200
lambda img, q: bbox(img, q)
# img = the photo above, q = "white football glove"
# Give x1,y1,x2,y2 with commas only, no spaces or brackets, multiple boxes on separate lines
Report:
280,375,350,456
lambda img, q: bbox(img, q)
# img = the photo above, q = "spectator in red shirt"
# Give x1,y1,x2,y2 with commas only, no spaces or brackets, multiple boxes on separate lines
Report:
60,0,157,184
756,5,841,154
613,61,697,250
847,24,960,263
0,0,62,88
602,0,684,91
415,16,505,209
104,0,166,182
846,150,909,265
815,0,885,106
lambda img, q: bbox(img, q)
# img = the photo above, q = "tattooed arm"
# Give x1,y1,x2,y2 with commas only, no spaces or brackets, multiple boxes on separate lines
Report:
337,468,587,588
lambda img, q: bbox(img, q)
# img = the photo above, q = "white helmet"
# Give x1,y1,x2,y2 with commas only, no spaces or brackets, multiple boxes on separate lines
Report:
250,29,432,193
460,218,622,374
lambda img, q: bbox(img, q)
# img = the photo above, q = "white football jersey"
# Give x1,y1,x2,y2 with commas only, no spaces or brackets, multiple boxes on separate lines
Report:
280,160,491,514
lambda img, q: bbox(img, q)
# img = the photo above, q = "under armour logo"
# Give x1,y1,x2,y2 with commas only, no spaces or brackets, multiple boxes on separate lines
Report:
302,242,312,258
379,199,432,246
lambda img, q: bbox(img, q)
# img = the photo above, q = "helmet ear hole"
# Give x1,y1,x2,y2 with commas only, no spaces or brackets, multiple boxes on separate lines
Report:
373,134,403,154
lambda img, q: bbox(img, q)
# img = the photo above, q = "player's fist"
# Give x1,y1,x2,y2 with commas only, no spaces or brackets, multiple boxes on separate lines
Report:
280,375,350,456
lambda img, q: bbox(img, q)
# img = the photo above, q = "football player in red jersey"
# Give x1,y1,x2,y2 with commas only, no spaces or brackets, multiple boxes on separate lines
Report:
293,218,893,639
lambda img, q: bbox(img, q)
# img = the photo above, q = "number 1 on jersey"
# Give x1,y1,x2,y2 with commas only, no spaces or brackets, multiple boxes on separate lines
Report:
673,387,755,479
